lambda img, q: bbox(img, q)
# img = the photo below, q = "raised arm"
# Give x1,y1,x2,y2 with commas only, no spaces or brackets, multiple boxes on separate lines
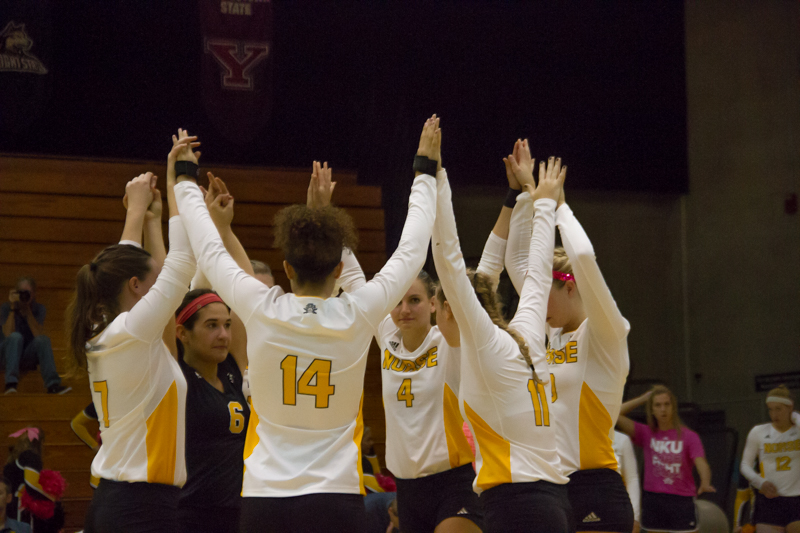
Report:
475,147,525,290
124,149,197,342
349,117,438,326
119,173,153,245
143,186,166,267
504,139,537,293
508,158,564,360
201,173,256,277
306,161,366,294
557,201,629,344
171,130,275,324
431,167,497,350
620,390,652,416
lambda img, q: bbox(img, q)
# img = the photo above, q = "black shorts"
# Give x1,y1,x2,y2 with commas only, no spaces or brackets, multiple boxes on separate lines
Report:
753,493,800,527
178,504,240,533
481,480,573,533
641,491,697,532
394,464,483,533
240,493,366,533
567,468,634,532
84,479,180,533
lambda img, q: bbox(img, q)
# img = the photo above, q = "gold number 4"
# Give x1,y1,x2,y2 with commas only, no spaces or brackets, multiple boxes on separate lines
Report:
93,380,110,428
528,379,551,427
281,355,335,408
777,456,792,471
397,378,414,407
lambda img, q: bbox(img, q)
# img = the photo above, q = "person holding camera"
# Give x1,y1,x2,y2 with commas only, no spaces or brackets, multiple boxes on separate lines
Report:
1,277,70,394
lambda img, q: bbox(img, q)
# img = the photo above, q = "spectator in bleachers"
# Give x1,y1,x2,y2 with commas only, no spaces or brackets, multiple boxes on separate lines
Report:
613,430,641,533
250,260,275,287
1,277,69,394
0,476,30,533
739,385,800,532
617,386,715,533
3,428,65,533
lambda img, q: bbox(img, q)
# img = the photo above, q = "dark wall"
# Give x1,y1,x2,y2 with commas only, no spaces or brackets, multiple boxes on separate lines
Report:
1,1,686,199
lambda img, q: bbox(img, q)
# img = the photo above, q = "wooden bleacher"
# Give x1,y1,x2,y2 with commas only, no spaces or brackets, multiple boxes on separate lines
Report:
0,154,387,531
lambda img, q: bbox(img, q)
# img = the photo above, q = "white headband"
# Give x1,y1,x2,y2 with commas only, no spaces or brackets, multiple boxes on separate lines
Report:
766,396,793,406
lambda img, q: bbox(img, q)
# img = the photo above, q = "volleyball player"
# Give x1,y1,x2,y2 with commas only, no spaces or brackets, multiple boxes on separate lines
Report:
327,133,482,530
740,385,800,532
504,140,633,532
432,152,571,532
68,135,198,532
173,118,440,533
175,173,255,533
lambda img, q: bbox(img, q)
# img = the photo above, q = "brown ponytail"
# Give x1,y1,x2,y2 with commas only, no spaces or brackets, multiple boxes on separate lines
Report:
66,244,152,374
437,270,539,382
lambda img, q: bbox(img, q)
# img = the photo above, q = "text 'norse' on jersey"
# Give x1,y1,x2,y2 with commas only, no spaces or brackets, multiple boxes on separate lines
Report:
382,347,438,373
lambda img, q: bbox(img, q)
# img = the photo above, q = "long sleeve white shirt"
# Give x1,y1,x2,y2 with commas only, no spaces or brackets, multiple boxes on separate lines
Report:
87,217,196,486
174,175,436,496
431,171,567,494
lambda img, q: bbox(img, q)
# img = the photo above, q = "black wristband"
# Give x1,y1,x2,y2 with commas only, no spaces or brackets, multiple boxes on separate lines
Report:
504,187,521,208
413,155,438,177
174,161,200,179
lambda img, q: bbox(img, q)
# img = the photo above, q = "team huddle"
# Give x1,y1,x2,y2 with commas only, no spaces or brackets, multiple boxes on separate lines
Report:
68,118,633,533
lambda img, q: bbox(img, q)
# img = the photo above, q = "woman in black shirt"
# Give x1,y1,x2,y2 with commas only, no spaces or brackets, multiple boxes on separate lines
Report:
175,288,250,533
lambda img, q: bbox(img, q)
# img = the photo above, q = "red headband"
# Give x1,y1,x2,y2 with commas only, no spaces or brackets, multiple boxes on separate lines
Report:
553,270,574,282
176,293,225,325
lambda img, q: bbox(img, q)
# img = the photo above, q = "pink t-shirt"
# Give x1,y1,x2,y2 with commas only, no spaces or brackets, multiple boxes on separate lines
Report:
632,422,705,497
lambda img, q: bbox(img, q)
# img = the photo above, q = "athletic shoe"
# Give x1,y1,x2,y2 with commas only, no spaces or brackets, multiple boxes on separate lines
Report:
4,384,17,394
47,384,72,395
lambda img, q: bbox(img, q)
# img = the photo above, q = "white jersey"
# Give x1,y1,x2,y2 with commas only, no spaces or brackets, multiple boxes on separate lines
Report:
87,217,195,486
613,431,641,522
336,247,473,479
741,423,800,496
507,198,630,475
432,171,567,494
378,320,473,478
175,175,436,497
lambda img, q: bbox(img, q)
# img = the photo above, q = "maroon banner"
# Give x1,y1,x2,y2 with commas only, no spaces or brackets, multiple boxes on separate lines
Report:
0,1,52,136
201,0,273,144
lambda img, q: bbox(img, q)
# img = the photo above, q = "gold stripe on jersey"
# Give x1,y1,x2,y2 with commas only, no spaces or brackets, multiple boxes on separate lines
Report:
443,383,474,468
464,400,511,490
145,380,178,484
241,398,259,492
578,382,617,471
354,395,366,496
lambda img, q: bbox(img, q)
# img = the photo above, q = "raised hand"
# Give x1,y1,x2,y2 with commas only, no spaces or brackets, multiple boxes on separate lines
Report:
307,161,336,208
171,128,201,164
525,157,566,203
507,139,535,189
502,157,520,191
126,172,157,212
145,187,163,221
416,115,442,168
200,172,234,228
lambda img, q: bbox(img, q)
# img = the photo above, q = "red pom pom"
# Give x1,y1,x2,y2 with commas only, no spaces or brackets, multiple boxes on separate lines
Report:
375,473,396,493
20,490,55,519
38,469,67,499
